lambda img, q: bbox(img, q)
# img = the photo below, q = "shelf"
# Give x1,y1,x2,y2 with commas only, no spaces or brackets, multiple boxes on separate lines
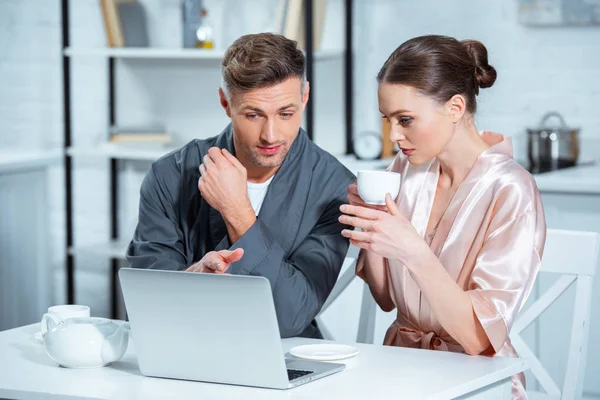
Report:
67,143,178,161
0,149,63,173
69,240,128,260
63,47,344,61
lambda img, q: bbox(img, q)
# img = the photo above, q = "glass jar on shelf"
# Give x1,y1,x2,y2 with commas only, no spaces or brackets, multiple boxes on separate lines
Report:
195,8,214,49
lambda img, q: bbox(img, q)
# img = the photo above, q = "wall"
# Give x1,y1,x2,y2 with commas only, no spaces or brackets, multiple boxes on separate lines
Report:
353,0,600,161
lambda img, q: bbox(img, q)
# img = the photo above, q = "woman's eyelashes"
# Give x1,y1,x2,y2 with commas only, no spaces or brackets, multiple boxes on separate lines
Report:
398,116,413,127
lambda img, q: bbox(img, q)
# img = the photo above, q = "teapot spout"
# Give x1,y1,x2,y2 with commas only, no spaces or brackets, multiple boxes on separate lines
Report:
101,321,130,364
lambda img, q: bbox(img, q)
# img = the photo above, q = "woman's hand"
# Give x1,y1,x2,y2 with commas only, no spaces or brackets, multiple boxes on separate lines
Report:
339,193,426,265
347,182,388,212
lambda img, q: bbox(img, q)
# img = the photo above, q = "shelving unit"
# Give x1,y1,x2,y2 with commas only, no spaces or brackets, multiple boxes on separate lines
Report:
61,0,356,319
66,144,178,161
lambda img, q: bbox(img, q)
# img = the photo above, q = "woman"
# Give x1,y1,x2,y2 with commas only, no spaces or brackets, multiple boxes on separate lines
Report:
339,35,546,399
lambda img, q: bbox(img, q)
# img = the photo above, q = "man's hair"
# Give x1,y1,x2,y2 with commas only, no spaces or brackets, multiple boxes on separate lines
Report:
221,32,306,99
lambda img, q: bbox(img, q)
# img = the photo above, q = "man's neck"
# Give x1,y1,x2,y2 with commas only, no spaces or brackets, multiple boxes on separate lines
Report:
246,165,280,184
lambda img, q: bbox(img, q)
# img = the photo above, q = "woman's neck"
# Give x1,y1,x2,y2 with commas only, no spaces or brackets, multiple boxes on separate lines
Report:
436,121,489,189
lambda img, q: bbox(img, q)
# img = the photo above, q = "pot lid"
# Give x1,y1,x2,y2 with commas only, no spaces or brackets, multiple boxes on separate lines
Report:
528,111,579,133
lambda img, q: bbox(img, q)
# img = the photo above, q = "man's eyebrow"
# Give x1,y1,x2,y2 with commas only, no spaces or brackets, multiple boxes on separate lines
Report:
278,103,297,111
243,106,264,113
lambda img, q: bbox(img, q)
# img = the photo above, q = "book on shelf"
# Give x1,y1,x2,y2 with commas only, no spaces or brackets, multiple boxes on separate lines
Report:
277,0,327,51
109,133,171,144
109,126,172,145
100,0,124,47
100,0,149,48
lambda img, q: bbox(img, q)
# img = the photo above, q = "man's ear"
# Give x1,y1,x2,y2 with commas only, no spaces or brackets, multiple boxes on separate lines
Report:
301,81,310,110
219,88,231,118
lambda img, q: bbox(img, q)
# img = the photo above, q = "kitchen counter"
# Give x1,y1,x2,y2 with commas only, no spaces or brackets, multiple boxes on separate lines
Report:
336,155,600,195
531,162,600,194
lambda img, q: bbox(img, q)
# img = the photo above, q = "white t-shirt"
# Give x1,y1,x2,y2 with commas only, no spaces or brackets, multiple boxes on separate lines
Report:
247,176,274,215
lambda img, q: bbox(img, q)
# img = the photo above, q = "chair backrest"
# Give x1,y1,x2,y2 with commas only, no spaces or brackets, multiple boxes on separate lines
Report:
315,255,387,344
315,256,359,341
510,229,598,400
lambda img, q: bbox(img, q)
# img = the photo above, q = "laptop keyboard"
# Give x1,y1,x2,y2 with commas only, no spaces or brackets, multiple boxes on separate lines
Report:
287,368,313,381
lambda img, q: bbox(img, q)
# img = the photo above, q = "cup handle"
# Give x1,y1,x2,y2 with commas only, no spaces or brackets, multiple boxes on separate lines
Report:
41,313,61,335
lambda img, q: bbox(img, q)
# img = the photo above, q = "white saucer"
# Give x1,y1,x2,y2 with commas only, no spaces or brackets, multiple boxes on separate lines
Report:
289,344,359,361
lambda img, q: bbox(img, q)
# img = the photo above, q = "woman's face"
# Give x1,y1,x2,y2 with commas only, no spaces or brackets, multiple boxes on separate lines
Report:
378,83,455,165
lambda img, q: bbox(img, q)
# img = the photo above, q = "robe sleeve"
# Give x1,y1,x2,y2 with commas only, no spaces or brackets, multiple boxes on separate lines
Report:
466,211,545,353
356,250,395,311
126,159,188,271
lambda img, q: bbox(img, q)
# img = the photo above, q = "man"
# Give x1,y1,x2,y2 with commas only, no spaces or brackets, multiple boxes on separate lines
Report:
126,32,355,339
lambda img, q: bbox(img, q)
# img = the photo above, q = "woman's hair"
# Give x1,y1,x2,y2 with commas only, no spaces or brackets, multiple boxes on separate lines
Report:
221,32,306,99
377,35,497,114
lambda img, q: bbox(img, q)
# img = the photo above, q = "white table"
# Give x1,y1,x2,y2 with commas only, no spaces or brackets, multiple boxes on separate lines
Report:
0,324,527,400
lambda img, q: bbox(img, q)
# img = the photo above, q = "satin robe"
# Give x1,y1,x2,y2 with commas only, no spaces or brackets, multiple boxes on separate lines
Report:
356,133,547,399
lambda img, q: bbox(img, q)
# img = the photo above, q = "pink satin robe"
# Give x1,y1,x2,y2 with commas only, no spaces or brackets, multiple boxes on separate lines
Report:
356,133,546,399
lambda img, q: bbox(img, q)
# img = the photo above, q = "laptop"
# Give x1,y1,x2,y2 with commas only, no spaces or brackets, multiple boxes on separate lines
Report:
118,268,345,389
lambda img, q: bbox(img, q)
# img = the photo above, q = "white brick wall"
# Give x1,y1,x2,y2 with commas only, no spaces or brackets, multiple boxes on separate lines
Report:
2,0,600,318
0,0,62,150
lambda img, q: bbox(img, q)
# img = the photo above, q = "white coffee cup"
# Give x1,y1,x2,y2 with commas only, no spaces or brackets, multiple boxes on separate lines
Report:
40,305,90,335
357,170,401,205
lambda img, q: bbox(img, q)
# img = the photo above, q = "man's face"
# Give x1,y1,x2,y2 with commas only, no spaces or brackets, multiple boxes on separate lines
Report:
220,77,309,169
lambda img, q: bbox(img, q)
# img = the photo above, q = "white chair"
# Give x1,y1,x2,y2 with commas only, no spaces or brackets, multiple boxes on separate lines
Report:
315,256,358,341
315,255,392,344
509,229,598,400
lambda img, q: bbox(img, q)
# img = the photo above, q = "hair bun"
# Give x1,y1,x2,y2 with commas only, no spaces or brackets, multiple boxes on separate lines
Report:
461,40,497,90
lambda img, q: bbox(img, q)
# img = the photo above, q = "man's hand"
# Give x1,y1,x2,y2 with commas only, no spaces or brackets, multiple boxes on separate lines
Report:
198,148,250,215
186,249,245,274
198,148,257,243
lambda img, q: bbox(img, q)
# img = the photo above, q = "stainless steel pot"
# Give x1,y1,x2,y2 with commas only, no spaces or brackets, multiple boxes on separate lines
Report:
527,111,580,172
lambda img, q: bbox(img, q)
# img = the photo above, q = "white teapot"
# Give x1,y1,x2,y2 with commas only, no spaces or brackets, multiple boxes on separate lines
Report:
41,314,130,368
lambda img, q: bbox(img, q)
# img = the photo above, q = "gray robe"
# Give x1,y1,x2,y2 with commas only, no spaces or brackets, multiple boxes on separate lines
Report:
126,124,356,338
